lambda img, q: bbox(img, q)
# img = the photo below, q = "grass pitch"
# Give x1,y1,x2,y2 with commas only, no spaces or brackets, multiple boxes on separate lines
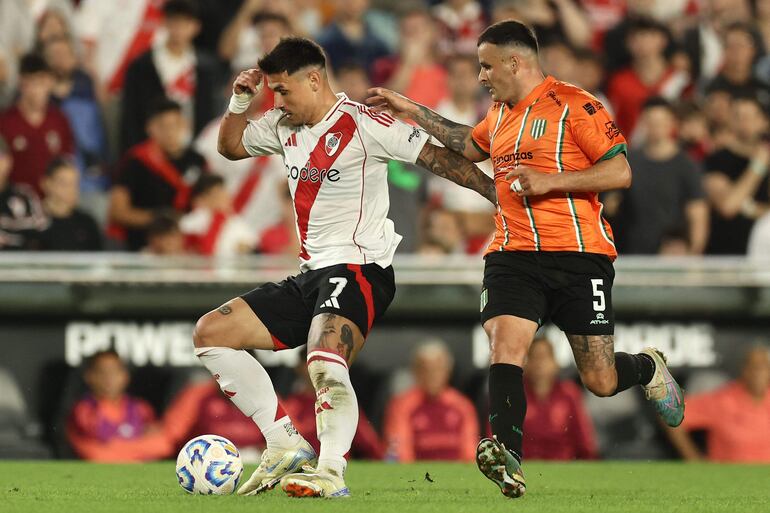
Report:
1,461,768,513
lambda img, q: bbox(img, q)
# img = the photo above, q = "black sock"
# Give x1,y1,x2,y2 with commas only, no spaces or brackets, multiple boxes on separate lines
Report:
488,363,526,461
613,352,656,395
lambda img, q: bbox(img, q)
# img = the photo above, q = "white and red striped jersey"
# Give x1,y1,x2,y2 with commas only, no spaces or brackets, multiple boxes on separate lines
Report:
241,93,429,271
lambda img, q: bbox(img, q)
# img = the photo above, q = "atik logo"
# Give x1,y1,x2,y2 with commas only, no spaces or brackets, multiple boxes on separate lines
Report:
324,132,342,156
590,312,610,325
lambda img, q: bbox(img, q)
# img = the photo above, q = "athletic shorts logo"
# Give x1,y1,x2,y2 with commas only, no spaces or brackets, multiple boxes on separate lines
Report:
325,132,342,156
480,289,489,312
530,119,547,140
590,312,610,325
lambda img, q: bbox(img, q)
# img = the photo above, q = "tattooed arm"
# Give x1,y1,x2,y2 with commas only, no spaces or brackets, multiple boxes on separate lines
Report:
416,143,497,205
367,87,488,162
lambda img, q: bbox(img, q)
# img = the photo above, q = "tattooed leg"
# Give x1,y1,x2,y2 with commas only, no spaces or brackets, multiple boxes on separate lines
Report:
306,313,365,477
566,334,619,397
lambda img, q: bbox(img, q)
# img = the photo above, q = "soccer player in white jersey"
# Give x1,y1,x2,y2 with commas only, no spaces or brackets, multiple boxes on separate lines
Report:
193,37,496,499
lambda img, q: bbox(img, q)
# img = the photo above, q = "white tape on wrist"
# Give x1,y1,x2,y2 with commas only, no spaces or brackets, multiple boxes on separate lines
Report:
510,178,523,193
228,92,254,114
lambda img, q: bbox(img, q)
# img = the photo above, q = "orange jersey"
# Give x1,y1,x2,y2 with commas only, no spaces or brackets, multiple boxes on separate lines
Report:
472,76,626,259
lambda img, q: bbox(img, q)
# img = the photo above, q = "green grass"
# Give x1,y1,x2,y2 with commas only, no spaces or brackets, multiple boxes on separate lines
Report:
1,461,768,513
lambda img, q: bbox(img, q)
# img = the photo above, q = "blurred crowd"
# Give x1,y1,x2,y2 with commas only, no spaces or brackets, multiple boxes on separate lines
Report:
2,336,767,463
0,0,769,256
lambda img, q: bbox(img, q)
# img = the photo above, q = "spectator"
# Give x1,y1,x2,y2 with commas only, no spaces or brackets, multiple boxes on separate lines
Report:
0,135,47,250
705,23,768,109
703,95,770,254
180,174,256,256
613,98,709,255
429,55,494,253
335,64,371,103
120,0,220,153
0,53,75,195
572,48,613,114
540,39,579,84
43,36,108,189
371,8,448,109
66,350,172,462
34,8,73,52
0,48,14,110
163,375,266,462
492,0,592,50
522,337,598,460
218,5,294,72
677,101,712,163
681,0,752,86
38,158,101,251
256,181,300,256
75,0,164,97
384,340,479,462
316,0,389,75
606,18,689,139
144,211,187,256
109,99,206,251
432,0,487,58
665,347,770,462
418,208,466,255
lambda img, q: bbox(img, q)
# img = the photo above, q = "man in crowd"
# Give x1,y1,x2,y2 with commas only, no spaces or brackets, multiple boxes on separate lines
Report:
384,340,479,462
0,135,47,249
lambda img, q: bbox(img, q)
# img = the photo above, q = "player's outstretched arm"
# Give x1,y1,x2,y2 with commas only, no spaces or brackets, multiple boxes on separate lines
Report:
218,68,263,160
366,88,487,162
416,143,497,205
507,153,632,197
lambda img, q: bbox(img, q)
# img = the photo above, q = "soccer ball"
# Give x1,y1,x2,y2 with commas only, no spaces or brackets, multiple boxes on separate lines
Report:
175,434,244,495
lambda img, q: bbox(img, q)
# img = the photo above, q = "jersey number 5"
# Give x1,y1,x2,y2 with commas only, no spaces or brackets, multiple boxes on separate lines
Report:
321,277,348,309
591,279,606,312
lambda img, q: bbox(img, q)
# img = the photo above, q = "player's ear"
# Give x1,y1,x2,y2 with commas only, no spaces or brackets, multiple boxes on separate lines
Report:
308,69,321,92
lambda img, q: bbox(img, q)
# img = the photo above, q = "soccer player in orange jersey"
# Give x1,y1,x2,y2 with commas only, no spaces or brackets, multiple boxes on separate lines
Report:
368,20,685,499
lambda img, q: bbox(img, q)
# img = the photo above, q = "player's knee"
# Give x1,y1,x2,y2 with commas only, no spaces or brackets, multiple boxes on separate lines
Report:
581,372,617,397
193,313,220,348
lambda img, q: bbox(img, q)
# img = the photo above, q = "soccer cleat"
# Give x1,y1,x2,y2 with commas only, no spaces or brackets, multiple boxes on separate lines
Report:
237,439,317,496
476,437,526,499
640,347,685,427
280,465,350,498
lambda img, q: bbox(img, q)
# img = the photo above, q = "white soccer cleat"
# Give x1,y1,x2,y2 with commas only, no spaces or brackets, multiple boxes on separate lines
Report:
280,465,350,498
640,347,685,427
236,439,317,496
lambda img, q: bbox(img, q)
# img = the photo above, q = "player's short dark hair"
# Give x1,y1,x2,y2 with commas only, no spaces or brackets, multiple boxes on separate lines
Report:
252,11,291,31
163,0,200,20
190,174,225,201
19,53,51,75
258,37,326,75
147,97,182,121
44,156,77,178
477,20,538,53
84,350,122,372
641,96,675,114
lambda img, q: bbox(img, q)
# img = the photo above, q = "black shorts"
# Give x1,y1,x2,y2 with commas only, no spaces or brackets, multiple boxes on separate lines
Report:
480,251,615,335
240,263,395,350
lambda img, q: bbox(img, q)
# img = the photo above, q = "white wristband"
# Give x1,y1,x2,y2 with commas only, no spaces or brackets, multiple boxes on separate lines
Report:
228,92,254,114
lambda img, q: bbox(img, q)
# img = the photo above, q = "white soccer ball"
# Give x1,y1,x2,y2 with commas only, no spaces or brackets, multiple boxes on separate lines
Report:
176,434,244,495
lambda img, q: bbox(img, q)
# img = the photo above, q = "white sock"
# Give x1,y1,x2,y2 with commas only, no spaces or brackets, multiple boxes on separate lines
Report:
306,349,358,477
195,346,302,450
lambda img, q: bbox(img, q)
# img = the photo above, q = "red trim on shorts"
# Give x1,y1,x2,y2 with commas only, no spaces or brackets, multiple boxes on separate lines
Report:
348,264,374,332
271,334,289,351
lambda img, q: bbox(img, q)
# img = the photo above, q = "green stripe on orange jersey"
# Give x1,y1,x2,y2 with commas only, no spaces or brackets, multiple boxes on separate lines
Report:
475,76,626,260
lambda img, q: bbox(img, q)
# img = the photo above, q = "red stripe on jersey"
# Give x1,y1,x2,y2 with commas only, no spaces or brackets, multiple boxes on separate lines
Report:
294,112,357,261
348,264,375,332
106,1,163,94
351,127,366,255
344,102,393,127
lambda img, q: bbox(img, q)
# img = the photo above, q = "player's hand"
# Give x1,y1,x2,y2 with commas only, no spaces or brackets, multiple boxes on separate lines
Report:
233,68,263,96
366,87,419,120
505,166,553,197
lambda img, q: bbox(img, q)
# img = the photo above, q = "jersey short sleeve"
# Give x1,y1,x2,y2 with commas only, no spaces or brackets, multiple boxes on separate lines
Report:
471,116,491,156
360,114,429,164
241,109,285,157
569,94,627,164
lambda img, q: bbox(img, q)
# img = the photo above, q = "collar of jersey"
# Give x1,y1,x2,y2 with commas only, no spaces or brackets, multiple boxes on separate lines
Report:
309,92,348,130
507,75,556,113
